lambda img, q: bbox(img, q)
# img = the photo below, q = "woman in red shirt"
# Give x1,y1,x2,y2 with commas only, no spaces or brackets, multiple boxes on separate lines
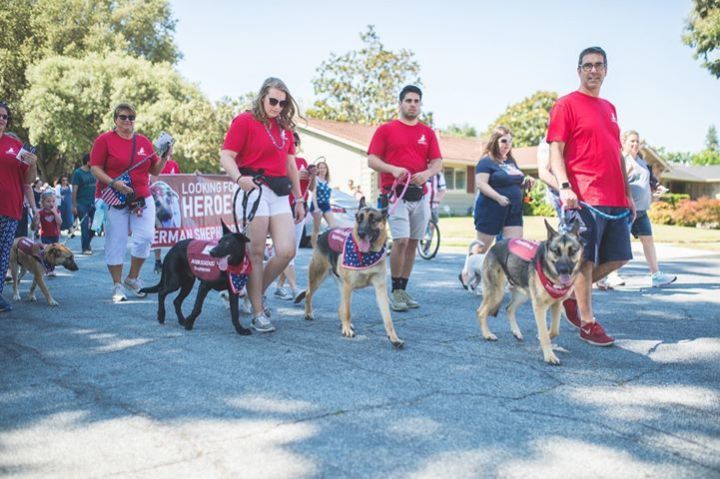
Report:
220,78,305,333
90,103,169,304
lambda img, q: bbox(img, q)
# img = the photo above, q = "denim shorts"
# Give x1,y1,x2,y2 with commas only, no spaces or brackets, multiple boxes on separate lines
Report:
473,196,523,236
630,210,653,238
566,206,633,265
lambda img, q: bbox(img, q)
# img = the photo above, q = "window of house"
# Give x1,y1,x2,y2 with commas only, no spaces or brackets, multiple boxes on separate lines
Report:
443,167,466,191
443,168,454,190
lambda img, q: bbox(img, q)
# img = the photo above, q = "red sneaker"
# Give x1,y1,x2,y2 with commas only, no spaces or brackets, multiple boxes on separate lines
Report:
580,321,615,347
562,298,582,329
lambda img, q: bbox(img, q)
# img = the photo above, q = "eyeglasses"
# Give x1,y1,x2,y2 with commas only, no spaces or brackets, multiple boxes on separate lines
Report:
579,62,606,72
117,114,136,121
499,138,512,144
268,97,288,108
0,114,8,120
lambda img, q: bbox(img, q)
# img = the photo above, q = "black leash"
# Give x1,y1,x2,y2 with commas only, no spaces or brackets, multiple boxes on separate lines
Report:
232,172,266,233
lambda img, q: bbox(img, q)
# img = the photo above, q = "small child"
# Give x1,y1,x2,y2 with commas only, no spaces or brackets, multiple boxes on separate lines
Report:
38,190,62,245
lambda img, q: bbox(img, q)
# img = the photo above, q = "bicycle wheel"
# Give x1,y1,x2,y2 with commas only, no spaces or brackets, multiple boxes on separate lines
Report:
417,220,440,260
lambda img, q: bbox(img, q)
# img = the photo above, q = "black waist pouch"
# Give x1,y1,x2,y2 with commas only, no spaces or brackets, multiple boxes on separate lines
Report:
396,183,424,202
240,168,292,196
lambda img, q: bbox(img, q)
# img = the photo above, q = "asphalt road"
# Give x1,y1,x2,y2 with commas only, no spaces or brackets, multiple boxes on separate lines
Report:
1,236,719,478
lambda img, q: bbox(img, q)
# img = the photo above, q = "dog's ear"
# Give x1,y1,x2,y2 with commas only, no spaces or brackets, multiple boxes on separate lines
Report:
358,196,366,209
221,220,231,235
545,219,557,241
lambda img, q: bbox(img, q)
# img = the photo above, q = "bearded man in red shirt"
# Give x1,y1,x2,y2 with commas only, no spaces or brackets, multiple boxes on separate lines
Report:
548,46,636,347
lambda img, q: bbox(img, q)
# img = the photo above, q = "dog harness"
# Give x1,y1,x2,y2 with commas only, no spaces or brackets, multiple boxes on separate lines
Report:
187,239,251,294
327,228,385,270
507,239,572,299
17,236,55,273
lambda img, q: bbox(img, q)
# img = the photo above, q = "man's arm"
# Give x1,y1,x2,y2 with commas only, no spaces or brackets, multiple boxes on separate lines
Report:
538,149,559,191
549,141,577,209
619,153,637,221
367,154,407,178
411,158,443,185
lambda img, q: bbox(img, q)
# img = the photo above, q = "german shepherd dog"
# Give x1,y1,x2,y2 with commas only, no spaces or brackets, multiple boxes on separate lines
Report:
476,219,583,365
139,222,252,335
10,238,78,306
295,198,403,348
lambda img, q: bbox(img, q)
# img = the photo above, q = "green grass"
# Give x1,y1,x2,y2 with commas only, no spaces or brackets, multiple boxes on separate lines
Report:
438,216,720,250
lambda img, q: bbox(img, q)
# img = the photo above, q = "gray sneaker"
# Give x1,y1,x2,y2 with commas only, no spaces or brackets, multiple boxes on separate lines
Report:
274,287,294,300
123,277,147,298
112,283,127,303
651,271,677,288
251,313,276,333
400,290,419,309
390,290,408,312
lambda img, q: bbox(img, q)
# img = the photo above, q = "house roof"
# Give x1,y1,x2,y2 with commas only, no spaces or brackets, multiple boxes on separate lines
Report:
662,165,720,183
297,118,538,169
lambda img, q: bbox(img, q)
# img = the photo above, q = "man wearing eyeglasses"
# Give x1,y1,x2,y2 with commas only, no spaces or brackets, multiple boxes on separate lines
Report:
547,46,636,347
367,85,443,312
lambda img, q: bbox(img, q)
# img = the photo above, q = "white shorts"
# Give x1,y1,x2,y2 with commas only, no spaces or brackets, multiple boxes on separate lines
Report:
234,185,291,222
389,194,430,241
104,197,156,265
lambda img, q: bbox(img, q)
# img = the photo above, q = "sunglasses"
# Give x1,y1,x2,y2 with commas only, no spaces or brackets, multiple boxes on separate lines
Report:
267,97,288,108
0,114,8,120
499,138,512,144
117,114,136,121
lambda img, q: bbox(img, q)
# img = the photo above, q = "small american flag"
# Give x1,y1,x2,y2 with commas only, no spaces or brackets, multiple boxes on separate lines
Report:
101,172,132,206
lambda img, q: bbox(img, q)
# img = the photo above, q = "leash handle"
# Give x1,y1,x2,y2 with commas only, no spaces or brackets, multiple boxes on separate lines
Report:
232,174,266,234
387,171,411,216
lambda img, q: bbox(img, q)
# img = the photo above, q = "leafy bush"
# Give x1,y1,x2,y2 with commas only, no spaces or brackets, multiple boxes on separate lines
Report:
657,193,691,206
648,201,676,225
523,181,557,217
649,197,720,228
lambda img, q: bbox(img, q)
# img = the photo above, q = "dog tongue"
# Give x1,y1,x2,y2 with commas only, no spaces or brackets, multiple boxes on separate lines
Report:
218,255,229,271
559,273,572,285
358,238,371,253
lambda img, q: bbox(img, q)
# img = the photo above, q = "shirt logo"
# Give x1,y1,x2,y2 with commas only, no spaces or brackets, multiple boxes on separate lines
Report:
610,113,617,123
6,148,16,155
418,134,427,145
138,147,146,156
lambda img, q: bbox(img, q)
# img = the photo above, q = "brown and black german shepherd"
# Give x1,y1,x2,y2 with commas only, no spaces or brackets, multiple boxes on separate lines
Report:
10,238,79,306
476,219,583,365
294,198,403,348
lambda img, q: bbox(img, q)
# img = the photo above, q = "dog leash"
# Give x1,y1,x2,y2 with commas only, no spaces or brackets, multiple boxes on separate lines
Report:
579,201,631,221
232,173,266,233
387,171,411,216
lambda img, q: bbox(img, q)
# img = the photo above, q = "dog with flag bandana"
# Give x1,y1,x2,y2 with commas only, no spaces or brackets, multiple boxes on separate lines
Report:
295,198,403,348
140,221,252,335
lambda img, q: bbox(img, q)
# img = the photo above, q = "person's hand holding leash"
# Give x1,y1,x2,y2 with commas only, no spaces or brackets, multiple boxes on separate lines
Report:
236,176,259,193
391,166,410,179
559,187,578,209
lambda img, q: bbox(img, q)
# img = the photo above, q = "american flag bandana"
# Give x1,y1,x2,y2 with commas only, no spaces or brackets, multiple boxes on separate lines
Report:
340,236,385,270
227,256,252,294
100,172,132,206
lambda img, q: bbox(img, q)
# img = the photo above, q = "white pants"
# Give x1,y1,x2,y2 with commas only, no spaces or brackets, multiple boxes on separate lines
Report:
104,197,156,266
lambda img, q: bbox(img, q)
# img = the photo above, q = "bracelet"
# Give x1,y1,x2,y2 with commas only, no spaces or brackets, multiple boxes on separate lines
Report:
235,175,243,185
293,198,304,205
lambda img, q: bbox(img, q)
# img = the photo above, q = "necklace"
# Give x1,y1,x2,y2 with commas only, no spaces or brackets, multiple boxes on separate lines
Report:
264,120,286,150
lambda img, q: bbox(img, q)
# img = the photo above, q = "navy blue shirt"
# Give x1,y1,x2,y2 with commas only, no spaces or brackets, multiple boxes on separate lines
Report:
475,156,524,206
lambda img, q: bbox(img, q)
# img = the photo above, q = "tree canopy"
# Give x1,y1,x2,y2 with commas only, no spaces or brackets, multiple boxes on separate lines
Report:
307,25,423,125
484,91,558,147
684,0,720,78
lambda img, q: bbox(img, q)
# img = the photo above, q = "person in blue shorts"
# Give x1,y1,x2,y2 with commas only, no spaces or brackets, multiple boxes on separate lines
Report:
309,159,336,247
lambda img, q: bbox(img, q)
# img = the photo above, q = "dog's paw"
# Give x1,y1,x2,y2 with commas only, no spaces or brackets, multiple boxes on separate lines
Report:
12,293,20,301
49,299,59,307
511,329,524,341
304,314,314,321
543,351,561,365
29,294,37,302
390,337,405,349
342,327,355,338
483,332,498,341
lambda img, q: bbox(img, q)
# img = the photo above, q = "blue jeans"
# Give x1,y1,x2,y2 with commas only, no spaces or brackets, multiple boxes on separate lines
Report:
76,203,95,251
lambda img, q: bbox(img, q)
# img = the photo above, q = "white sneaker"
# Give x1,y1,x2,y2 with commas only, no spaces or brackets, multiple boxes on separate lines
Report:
606,271,625,287
651,271,677,288
251,313,276,333
273,287,294,300
112,283,127,303
123,277,147,298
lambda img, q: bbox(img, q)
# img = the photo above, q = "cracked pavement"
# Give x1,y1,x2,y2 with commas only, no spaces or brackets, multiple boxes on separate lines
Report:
1,237,719,478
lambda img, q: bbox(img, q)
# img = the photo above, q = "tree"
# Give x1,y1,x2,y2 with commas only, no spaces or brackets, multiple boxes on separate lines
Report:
21,52,223,180
683,0,720,78
706,124,719,151
307,25,423,125
442,123,478,138
0,0,180,132
692,149,720,165
484,91,558,147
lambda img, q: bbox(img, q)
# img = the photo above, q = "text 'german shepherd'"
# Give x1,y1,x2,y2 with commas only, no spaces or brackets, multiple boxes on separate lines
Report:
139,222,252,335
295,198,403,348
476,219,583,365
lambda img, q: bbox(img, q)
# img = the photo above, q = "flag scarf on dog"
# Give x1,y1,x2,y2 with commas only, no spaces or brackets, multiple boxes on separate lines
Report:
327,228,385,270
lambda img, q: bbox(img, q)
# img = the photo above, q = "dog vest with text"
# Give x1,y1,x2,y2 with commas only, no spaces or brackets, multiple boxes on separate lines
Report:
17,237,55,273
507,239,572,299
327,228,386,270
187,240,251,294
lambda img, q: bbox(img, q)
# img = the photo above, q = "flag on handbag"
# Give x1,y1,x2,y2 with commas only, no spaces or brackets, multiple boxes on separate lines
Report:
100,172,132,206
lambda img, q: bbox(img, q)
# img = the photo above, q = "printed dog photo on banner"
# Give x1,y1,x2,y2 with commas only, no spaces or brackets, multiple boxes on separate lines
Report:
150,180,182,228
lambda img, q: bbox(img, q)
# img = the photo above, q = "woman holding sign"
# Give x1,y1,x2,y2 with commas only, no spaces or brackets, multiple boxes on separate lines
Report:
220,77,305,333
0,101,38,312
90,103,169,303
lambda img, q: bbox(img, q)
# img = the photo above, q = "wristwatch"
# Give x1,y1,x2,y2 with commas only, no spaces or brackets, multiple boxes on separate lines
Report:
560,181,571,190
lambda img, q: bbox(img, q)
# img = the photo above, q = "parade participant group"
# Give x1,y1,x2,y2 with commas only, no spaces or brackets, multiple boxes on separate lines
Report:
0,46,679,357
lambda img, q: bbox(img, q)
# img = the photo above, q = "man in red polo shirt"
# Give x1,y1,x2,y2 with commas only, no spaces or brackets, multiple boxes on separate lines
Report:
367,85,443,312
548,46,636,347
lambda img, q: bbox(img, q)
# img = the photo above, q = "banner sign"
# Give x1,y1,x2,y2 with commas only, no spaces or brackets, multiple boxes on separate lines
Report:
150,174,240,248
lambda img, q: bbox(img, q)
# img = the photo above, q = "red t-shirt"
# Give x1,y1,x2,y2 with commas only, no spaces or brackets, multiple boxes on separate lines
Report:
222,112,296,177
367,120,442,189
161,159,181,174
39,210,60,238
0,134,28,220
546,91,627,207
288,156,310,206
89,131,158,199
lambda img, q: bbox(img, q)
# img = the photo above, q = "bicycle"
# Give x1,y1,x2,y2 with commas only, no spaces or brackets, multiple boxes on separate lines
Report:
417,211,440,260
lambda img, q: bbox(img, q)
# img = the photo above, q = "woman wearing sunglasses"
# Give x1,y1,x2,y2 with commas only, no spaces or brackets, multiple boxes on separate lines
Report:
220,77,305,333
460,126,534,288
0,101,38,312
90,103,168,303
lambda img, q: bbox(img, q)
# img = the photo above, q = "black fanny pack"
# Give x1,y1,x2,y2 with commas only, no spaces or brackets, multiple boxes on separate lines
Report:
396,183,424,202
240,168,292,197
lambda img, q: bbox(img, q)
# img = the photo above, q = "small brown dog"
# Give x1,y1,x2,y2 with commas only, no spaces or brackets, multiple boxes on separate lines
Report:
10,237,78,306
294,198,403,348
